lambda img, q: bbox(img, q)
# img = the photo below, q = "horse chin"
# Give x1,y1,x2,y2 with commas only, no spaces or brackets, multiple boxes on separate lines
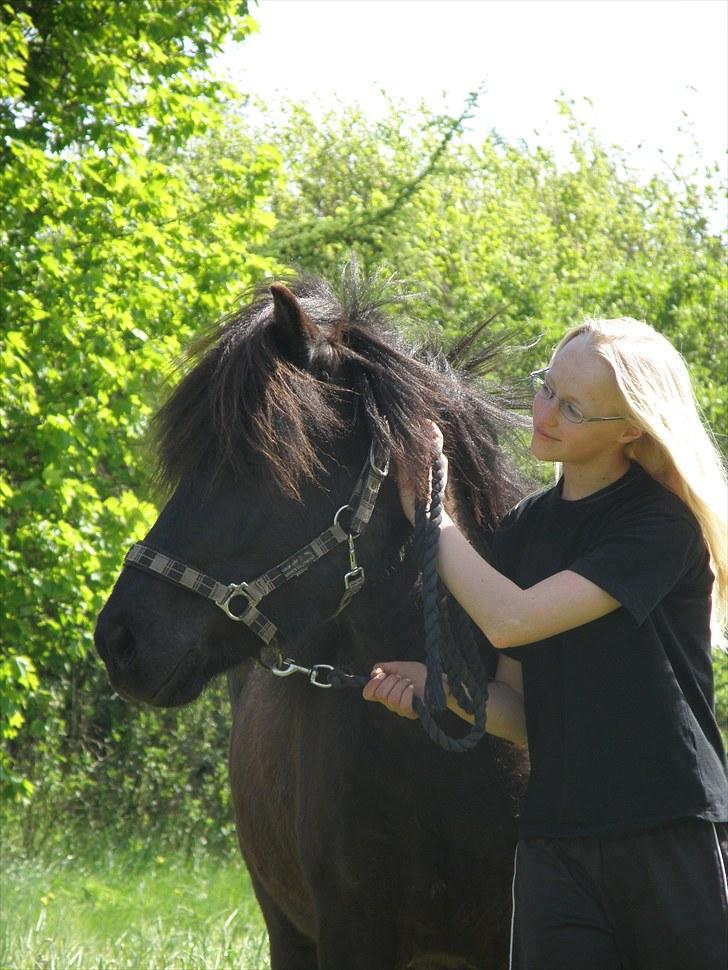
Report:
148,649,206,708
109,648,206,709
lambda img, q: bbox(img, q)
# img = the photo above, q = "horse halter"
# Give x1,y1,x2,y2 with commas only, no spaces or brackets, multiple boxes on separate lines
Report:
123,439,390,651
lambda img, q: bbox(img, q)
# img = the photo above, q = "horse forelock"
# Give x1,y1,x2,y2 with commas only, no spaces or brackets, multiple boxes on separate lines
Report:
153,291,346,499
152,272,527,522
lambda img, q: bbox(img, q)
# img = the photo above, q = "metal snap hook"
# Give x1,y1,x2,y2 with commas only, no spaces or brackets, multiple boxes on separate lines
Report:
270,658,309,678
344,567,365,590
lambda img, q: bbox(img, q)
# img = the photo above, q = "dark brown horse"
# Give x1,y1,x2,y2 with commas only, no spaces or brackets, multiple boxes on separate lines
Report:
95,270,529,969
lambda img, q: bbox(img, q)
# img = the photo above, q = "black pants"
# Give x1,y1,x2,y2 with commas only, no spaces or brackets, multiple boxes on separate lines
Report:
510,819,728,970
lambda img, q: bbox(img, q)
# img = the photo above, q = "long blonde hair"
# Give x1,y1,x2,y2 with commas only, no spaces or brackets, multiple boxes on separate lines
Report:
554,317,728,645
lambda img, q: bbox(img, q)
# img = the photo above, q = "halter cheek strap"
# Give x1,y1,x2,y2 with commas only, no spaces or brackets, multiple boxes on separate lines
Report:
123,439,390,647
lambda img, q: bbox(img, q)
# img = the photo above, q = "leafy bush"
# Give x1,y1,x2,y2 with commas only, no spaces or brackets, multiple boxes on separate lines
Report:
1,0,279,804
2,9,724,840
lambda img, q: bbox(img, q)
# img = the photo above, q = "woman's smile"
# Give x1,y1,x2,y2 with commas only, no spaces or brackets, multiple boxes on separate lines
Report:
534,425,560,441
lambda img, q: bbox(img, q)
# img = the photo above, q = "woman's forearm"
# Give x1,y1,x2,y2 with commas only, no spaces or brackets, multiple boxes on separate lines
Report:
436,514,620,648
447,679,527,747
437,515,529,647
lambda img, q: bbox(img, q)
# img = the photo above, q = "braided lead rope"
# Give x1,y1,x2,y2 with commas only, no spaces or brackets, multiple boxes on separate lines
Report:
411,452,489,753
328,668,369,689
423,456,450,712
448,597,489,703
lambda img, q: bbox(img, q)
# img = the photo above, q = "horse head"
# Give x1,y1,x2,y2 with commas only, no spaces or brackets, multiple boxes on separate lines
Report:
96,278,403,706
95,271,523,709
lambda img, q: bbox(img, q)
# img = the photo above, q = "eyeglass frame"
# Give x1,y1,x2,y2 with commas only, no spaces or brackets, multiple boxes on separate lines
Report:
529,369,627,425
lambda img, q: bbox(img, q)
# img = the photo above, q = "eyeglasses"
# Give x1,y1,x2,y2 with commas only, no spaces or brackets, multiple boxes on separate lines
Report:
529,369,627,425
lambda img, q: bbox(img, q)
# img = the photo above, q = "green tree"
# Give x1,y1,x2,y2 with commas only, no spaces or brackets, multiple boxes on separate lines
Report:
252,97,726,432
0,0,280,802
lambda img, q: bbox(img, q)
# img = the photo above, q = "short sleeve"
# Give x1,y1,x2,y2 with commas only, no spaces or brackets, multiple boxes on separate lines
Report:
568,509,704,625
490,497,532,575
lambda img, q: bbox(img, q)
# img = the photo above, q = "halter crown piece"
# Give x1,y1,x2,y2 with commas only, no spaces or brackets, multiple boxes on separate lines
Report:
123,438,390,651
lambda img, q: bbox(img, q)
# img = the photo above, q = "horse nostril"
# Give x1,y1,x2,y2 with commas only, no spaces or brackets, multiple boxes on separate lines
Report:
106,624,137,668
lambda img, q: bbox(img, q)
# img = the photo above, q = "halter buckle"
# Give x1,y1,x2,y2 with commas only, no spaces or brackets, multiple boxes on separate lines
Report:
368,440,390,478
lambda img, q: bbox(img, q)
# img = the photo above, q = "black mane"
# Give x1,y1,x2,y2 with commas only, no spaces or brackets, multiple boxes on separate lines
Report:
154,268,528,531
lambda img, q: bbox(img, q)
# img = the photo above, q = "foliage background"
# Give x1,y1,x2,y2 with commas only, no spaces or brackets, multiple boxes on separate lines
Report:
1,0,726,864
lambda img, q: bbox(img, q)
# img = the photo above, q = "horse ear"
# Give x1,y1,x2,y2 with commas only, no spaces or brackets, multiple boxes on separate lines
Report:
269,283,318,364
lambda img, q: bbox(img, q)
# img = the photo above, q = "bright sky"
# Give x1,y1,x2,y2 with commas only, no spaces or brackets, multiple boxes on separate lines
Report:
218,0,727,195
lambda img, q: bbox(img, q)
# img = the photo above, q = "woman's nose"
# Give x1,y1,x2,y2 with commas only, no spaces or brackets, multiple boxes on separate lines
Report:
534,394,559,423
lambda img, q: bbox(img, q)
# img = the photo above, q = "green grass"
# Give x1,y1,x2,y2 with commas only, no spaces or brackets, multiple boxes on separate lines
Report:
0,836,269,970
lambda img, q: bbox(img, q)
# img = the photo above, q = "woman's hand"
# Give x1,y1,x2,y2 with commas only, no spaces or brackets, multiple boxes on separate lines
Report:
362,661,430,719
395,420,448,525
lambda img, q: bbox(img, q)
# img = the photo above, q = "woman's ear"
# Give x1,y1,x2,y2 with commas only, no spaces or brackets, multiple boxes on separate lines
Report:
618,423,643,446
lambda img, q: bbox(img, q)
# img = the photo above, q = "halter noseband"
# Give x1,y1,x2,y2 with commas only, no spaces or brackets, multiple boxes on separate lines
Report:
123,439,390,648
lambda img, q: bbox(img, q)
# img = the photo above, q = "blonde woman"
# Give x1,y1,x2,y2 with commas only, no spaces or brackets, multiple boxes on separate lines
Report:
363,318,728,970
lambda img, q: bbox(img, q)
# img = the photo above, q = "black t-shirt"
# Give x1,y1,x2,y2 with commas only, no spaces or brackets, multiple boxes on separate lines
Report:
496,462,728,838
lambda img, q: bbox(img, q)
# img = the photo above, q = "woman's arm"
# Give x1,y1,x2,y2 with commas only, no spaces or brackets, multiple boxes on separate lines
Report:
362,655,527,747
399,424,620,648
436,515,620,648
446,654,526,745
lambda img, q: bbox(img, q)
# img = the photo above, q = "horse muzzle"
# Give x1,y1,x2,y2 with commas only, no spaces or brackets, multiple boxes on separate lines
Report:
94,612,205,707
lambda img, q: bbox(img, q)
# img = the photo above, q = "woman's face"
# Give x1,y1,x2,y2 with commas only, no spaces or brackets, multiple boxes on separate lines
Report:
530,335,634,467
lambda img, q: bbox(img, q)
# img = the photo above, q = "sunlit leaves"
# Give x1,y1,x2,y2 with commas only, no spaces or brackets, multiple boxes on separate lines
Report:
1,1,280,801
254,96,725,432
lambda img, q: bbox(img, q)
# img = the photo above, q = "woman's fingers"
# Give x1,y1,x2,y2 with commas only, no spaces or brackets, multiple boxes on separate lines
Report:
393,420,448,526
365,671,405,704
427,419,444,455
363,669,417,719
426,420,449,492
381,675,415,717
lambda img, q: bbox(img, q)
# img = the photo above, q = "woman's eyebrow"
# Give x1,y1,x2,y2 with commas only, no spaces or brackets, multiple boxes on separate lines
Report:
545,370,585,407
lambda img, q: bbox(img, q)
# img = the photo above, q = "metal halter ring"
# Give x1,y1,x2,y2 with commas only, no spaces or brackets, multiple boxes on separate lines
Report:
219,582,256,621
333,504,360,538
